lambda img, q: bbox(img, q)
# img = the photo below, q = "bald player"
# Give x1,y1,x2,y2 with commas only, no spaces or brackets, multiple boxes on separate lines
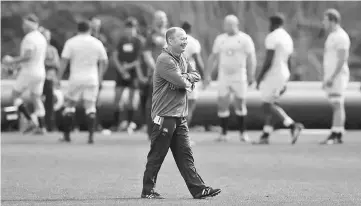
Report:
207,15,256,142
3,14,47,133
143,10,168,139
254,13,304,145
141,27,221,199
320,9,350,145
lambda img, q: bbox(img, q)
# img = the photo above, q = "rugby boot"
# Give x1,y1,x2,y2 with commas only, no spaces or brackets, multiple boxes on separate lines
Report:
194,187,221,199
141,190,164,199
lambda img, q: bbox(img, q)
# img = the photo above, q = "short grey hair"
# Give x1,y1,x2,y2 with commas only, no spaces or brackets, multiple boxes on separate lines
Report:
165,27,184,44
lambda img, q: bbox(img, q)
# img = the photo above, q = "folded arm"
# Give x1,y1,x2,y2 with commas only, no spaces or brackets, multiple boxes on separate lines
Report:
157,60,193,89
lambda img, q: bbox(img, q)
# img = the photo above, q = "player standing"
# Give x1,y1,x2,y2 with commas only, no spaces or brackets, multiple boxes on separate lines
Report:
181,22,205,127
143,10,168,139
206,15,256,142
58,21,108,144
254,13,304,145
320,9,350,145
2,14,47,133
113,17,146,134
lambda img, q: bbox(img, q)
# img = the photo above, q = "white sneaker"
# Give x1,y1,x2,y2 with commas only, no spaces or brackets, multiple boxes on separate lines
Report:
119,121,128,131
215,134,228,142
240,133,251,143
127,122,137,135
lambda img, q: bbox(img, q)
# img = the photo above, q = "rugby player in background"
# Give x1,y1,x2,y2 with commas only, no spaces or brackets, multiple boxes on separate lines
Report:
3,14,48,133
181,22,205,127
206,15,256,142
40,28,60,133
89,16,109,131
320,9,350,145
58,21,108,144
254,13,304,145
113,17,146,134
143,10,168,139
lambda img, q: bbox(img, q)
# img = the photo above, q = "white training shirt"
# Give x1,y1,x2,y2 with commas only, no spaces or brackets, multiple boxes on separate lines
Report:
183,34,201,71
323,26,350,80
62,33,108,85
19,30,47,78
212,32,255,81
264,28,293,81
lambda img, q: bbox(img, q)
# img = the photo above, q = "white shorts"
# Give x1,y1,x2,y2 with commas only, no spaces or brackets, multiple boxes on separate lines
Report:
324,74,349,99
188,82,202,100
218,80,247,99
259,77,287,103
66,83,99,103
13,74,45,96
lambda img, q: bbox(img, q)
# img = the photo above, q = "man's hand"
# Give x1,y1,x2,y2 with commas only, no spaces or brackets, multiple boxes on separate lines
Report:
121,72,131,80
2,55,15,66
202,76,212,89
256,80,261,90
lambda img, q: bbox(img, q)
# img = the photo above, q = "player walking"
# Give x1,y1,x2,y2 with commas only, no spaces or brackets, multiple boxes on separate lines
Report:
2,14,47,133
113,17,146,134
58,21,108,144
254,13,304,145
320,9,350,145
141,27,221,199
206,15,256,142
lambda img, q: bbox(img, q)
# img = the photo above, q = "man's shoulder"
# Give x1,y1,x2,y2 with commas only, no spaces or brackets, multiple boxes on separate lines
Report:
215,33,227,40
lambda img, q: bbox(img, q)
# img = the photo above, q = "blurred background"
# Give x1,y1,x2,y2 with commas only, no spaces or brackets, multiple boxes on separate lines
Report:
2,1,361,82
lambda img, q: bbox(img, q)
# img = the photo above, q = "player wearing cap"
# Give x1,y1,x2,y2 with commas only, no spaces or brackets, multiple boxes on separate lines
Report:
320,9,350,145
113,17,146,134
2,14,48,133
254,13,304,145
206,15,256,142
58,21,108,144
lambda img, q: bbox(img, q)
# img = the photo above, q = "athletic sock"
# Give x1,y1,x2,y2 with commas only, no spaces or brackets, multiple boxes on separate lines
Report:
37,116,45,129
18,104,32,120
237,115,246,134
87,112,96,142
220,117,229,135
63,112,75,141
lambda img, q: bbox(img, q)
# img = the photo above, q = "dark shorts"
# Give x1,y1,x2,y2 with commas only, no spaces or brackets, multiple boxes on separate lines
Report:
116,70,138,88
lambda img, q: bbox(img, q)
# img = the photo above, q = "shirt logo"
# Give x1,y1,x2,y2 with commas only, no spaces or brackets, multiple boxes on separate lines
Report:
226,49,235,56
123,43,134,52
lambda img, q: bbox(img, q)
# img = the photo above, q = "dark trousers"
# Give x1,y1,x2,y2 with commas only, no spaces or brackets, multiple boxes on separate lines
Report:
43,79,54,131
145,79,153,138
142,117,206,197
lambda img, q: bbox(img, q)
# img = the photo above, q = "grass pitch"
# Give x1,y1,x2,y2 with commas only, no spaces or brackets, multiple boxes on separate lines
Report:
1,130,361,206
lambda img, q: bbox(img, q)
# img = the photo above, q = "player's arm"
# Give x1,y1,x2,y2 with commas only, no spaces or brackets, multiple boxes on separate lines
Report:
6,38,35,65
205,36,221,84
143,34,156,72
98,43,109,83
112,50,128,75
246,37,257,85
329,37,349,81
256,34,276,86
134,39,147,82
158,59,193,89
183,60,201,83
193,53,205,78
58,41,71,80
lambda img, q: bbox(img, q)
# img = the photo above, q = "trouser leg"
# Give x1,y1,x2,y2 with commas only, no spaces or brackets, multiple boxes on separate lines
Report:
170,118,206,197
142,117,177,193
146,81,153,138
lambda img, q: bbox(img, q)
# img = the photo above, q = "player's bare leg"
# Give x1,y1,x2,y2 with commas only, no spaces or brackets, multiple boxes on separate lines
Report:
31,92,47,135
118,87,130,131
216,93,231,142
234,97,250,143
113,87,124,131
320,96,345,145
12,90,37,133
126,88,140,135
60,100,77,143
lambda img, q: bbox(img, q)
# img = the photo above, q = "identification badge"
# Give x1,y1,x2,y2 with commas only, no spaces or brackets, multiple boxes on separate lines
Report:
153,115,162,125
123,43,134,52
